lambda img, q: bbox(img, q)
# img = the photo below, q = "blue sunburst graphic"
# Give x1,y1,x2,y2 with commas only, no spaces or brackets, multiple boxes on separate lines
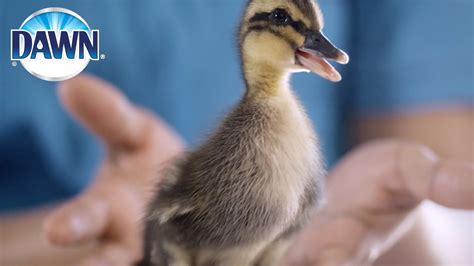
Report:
21,10,90,35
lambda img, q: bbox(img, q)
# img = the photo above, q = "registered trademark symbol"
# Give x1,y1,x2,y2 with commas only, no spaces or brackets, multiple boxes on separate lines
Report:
11,61,17,67
100,54,106,60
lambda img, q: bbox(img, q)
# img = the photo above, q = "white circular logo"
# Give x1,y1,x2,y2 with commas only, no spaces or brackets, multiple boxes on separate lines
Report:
11,8,100,81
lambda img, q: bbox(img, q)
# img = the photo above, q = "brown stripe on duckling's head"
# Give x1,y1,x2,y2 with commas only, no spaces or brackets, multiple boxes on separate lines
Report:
289,0,323,28
239,0,348,85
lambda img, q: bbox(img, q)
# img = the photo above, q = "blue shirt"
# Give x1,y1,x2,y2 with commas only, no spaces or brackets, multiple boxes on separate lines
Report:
1,0,472,212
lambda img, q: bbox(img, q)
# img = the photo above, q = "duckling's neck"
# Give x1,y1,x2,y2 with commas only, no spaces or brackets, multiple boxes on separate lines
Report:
242,60,291,100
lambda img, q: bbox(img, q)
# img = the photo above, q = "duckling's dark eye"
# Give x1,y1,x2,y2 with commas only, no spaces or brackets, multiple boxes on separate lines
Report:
270,9,289,25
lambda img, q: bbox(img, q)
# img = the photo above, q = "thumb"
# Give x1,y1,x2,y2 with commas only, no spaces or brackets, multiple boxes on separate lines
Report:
58,74,148,150
43,193,109,246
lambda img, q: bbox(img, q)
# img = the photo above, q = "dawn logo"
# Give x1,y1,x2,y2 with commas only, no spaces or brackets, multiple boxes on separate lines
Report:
11,8,101,81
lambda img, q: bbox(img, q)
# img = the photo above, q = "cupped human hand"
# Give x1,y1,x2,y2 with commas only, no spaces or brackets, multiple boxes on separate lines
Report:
43,75,185,266
283,140,473,266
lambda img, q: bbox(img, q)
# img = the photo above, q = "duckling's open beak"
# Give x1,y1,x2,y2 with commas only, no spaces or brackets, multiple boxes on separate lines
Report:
296,31,349,82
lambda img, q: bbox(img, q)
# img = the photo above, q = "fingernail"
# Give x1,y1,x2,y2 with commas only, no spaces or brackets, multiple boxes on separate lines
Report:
431,161,474,209
68,214,89,239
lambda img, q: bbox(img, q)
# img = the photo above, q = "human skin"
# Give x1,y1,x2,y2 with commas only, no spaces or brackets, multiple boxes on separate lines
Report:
44,75,185,265
283,109,474,265
356,110,474,266
281,141,473,266
0,75,471,265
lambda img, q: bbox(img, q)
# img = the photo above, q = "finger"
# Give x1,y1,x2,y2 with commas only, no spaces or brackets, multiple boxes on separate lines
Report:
43,194,109,246
282,247,349,266
398,145,474,209
57,74,148,149
77,243,138,266
281,213,369,266
428,161,474,209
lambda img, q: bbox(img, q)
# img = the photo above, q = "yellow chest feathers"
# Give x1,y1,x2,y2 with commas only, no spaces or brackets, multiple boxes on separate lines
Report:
251,89,323,224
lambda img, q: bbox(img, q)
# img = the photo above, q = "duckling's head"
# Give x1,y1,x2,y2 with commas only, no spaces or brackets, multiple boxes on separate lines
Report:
239,0,349,83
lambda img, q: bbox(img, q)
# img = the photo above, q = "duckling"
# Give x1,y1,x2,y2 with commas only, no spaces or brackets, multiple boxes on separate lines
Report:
140,0,349,265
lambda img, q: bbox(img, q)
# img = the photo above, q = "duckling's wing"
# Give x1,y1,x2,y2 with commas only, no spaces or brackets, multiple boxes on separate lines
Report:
145,155,196,224
147,201,194,224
